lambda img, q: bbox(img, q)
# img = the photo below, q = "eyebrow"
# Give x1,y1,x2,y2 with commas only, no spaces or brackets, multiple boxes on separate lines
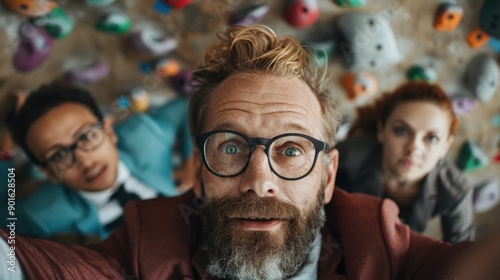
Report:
41,122,95,157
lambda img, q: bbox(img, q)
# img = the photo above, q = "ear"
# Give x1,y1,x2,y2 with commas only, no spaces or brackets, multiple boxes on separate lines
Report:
377,121,384,143
323,148,339,205
193,148,203,198
103,116,118,145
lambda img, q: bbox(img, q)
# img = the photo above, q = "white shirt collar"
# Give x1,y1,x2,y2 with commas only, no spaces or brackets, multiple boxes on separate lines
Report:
289,233,322,280
78,161,129,209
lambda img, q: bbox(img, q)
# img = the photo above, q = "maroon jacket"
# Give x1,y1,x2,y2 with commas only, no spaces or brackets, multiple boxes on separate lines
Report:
1,189,469,279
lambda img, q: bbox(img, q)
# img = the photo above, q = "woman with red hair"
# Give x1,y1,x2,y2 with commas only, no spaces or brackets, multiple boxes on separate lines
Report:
336,82,473,243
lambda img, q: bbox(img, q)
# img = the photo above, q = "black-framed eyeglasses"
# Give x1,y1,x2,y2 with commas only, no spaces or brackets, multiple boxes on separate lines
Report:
40,122,105,174
195,130,329,181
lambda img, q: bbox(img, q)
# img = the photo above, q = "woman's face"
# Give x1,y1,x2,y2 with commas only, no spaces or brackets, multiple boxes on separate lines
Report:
377,101,454,183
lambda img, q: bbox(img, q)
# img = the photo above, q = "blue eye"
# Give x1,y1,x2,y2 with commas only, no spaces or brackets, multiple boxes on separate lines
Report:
284,147,299,157
426,135,439,143
224,145,239,154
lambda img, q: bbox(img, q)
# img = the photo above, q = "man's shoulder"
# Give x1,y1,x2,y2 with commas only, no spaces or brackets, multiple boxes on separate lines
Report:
116,191,204,276
325,188,408,252
328,187,393,215
126,191,195,213
323,189,420,278
123,191,202,235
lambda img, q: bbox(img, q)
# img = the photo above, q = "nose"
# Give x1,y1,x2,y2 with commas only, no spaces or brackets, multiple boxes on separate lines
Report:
406,136,424,157
74,148,94,169
239,146,279,197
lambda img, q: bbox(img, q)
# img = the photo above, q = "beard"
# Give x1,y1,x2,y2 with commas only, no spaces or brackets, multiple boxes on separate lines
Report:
200,178,327,280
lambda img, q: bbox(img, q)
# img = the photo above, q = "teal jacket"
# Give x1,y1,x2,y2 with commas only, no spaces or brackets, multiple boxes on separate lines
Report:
0,98,192,239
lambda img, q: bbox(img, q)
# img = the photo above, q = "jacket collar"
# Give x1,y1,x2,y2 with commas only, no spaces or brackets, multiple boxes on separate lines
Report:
189,190,396,279
404,161,439,231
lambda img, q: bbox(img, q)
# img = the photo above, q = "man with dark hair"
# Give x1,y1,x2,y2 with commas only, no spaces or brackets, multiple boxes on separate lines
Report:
6,84,105,167
0,25,493,280
0,83,193,240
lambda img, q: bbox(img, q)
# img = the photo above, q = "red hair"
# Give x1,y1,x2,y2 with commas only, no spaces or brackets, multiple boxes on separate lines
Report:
348,82,458,138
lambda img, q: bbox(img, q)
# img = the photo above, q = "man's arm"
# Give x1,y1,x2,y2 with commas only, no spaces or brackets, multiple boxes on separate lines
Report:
377,196,473,280
0,228,124,279
444,238,500,280
398,231,472,280
404,235,500,280
0,235,26,280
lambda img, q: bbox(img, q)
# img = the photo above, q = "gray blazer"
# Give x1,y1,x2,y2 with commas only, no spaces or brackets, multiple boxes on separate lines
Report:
335,133,474,243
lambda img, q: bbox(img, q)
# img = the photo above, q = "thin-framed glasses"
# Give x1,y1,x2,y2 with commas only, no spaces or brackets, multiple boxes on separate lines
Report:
40,122,105,174
195,130,329,181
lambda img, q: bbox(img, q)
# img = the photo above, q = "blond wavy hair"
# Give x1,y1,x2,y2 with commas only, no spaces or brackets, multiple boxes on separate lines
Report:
190,25,341,147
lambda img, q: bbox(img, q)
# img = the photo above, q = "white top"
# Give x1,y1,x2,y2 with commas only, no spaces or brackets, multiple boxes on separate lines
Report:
78,161,158,225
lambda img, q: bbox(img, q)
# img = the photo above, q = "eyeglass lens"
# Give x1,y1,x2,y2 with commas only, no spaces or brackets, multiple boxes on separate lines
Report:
203,132,317,179
46,124,104,172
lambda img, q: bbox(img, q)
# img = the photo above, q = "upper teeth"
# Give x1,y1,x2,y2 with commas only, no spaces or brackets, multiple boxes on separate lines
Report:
88,167,102,178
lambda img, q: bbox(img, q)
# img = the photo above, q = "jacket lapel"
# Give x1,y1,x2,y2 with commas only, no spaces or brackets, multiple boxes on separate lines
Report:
322,190,394,280
406,170,438,232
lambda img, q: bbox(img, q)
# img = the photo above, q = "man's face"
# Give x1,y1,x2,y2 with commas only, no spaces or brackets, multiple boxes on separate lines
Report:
26,103,119,192
193,73,338,279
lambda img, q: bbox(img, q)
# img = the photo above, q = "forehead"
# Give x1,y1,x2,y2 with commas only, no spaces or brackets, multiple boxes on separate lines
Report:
388,101,451,132
26,103,99,156
205,73,323,138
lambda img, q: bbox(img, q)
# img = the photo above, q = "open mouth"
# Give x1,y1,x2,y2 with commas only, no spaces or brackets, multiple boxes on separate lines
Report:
232,217,284,230
85,165,107,182
239,217,275,220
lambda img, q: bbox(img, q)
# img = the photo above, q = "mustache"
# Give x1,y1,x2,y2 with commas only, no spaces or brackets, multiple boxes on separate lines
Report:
206,193,301,221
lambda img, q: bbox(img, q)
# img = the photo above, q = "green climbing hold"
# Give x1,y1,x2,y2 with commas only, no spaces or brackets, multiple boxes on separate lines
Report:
407,65,438,83
335,0,365,8
456,140,489,171
33,7,74,39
